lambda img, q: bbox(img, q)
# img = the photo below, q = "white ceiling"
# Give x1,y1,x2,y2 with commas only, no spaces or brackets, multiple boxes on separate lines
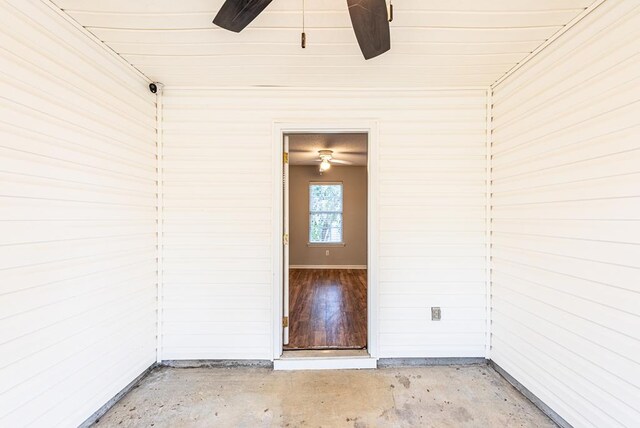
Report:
288,133,367,166
52,0,596,88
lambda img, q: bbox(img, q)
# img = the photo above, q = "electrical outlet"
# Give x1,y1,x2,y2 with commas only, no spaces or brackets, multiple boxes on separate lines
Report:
326,250,330,256
431,307,441,321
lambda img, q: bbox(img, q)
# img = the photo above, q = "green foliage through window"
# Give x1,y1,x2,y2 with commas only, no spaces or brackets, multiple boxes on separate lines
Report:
309,184,343,243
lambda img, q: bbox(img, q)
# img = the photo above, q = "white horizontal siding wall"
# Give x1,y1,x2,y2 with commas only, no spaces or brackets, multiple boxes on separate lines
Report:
161,88,488,359
491,1,640,427
0,1,157,426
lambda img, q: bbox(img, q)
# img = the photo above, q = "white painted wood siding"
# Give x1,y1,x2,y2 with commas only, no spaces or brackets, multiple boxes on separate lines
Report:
0,1,157,426
161,88,488,359
491,1,640,427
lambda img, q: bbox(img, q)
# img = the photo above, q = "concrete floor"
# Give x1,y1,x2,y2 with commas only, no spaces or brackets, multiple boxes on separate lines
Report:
94,364,556,427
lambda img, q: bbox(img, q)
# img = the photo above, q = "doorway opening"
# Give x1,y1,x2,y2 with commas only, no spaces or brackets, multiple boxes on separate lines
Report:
283,133,368,351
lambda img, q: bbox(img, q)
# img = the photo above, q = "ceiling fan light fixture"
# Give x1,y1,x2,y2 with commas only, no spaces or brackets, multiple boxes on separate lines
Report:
320,159,331,172
318,150,333,172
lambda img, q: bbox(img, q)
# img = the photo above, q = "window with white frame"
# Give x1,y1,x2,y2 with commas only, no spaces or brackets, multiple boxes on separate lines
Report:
309,183,343,244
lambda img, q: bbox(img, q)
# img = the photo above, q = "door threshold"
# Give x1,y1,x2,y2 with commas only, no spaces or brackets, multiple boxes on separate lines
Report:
280,349,369,358
274,349,377,370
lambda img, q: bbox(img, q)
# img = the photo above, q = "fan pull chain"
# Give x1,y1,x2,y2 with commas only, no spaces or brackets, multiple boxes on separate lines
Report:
301,0,306,48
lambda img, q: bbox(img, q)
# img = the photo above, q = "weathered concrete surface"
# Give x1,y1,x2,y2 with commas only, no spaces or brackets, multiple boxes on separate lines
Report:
93,365,556,427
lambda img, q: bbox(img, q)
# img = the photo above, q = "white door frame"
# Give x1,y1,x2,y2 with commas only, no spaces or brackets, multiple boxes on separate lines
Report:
282,135,290,345
271,121,380,361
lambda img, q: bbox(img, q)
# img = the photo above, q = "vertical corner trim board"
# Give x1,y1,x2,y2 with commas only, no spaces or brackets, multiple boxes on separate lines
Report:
490,1,640,427
0,1,157,426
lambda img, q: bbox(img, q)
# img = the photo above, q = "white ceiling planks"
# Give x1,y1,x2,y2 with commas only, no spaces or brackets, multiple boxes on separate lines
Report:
57,9,586,29
51,0,597,87
50,0,595,13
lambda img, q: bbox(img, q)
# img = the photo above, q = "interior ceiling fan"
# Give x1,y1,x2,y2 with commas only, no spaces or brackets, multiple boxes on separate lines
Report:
212,0,391,60
316,150,352,171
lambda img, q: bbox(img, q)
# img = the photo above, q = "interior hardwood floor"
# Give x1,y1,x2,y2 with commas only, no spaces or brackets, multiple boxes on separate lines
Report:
285,268,367,350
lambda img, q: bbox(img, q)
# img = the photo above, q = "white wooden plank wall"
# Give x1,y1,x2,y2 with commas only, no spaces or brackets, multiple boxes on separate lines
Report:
491,1,640,427
0,1,157,426
160,88,488,359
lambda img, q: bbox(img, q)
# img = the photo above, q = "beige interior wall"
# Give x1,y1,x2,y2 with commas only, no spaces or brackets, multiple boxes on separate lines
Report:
289,165,367,266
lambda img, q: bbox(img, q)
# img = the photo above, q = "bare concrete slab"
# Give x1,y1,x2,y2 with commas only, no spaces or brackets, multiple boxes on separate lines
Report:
93,365,556,427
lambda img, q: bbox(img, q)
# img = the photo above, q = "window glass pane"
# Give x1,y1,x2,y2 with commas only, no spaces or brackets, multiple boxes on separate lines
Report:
309,213,343,243
310,184,342,212
309,183,343,243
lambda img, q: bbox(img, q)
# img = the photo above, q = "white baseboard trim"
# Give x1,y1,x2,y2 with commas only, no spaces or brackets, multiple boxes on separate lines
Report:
289,265,367,269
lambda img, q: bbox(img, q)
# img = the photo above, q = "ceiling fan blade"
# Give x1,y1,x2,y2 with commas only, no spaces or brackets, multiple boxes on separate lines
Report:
336,150,367,155
311,159,354,165
213,0,273,33
347,0,391,60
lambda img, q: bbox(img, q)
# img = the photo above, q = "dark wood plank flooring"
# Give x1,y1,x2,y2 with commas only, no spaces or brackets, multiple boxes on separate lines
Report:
285,269,367,350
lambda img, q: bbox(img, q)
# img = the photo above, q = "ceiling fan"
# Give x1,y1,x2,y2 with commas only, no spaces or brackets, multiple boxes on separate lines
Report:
315,150,352,172
212,0,391,60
